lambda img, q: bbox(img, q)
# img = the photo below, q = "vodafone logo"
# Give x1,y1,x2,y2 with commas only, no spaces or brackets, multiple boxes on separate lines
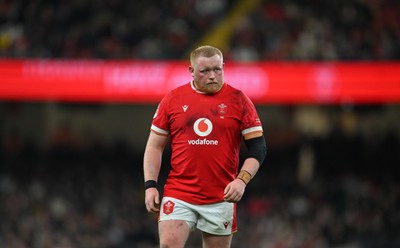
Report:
189,118,218,145
193,118,213,137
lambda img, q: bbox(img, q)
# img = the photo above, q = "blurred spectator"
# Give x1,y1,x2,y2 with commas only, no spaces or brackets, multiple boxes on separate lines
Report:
1,0,399,60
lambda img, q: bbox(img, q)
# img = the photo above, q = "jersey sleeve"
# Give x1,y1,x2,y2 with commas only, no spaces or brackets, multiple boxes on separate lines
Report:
151,94,171,136
239,91,263,135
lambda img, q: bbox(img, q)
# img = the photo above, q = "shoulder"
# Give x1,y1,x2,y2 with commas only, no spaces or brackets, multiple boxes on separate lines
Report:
224,83,251,101
168,82,192,96
162,82,191,101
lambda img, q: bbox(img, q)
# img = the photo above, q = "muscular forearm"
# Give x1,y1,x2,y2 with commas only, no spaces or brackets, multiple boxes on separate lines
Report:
240,133,266,183
143,146,163,182
143,132,167,213
143,131,168,182
224,158,260,202
239,157,260,180
238,158,260,184
143,146,162,213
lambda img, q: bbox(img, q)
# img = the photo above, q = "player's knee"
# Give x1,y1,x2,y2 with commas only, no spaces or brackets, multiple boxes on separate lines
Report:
160,237,184,248
202,232,232,248
160,232,187,248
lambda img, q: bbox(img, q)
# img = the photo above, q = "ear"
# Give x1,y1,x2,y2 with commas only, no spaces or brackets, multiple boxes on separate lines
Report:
189,66,194,76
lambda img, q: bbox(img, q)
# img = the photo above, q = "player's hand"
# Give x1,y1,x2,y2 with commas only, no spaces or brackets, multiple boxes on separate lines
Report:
145,188,160,213
223,179,246,202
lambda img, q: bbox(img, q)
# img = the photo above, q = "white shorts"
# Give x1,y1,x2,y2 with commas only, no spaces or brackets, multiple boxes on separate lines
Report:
159,196,236,235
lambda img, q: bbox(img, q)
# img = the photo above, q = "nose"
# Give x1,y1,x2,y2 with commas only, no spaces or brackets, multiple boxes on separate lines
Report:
208,70,216,79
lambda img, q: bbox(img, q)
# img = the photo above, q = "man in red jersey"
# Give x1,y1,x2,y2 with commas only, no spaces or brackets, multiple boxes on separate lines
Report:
143,45,267,248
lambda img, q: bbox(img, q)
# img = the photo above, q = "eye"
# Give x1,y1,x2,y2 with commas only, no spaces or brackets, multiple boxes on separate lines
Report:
213,68,222,73
200,69,211,74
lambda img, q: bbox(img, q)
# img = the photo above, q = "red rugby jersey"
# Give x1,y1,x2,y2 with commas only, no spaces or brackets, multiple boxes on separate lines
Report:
151,82,263,204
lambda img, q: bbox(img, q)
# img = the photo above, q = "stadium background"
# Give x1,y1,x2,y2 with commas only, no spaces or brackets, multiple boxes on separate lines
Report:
1,0,400,247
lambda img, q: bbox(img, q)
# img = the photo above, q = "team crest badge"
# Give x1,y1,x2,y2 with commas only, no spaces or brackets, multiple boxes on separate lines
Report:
163,200,175,215
218,103,227,118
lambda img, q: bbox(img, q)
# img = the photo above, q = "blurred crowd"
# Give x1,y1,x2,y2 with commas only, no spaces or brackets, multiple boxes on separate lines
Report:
0,0,399,60
0,0,236,59
1,106,400,248
0,138,158,248
229,0,400,61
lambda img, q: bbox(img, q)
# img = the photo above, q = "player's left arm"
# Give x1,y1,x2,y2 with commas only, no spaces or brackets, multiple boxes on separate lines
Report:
240,131,266,177
224,131,267,202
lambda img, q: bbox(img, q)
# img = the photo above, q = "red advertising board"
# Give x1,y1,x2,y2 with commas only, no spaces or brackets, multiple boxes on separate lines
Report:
0,59,399,104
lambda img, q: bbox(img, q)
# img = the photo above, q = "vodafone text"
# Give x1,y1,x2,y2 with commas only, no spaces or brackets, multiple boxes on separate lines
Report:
187,138,218,145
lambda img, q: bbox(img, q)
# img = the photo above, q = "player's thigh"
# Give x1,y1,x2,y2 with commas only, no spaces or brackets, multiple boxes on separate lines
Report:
159,197,197,247
202,232,232,248
195,201,236,235
159,220,191,248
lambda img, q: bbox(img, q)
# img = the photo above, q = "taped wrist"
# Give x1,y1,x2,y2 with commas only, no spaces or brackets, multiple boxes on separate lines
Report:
237,170,252,185
145,180,157,190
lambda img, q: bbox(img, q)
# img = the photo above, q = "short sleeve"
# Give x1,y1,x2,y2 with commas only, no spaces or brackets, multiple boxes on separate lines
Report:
240,92,263,135
151,94,171,135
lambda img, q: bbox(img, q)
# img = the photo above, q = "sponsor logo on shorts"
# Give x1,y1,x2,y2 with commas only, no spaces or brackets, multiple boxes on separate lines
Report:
189,118,218,145
163,200,175,215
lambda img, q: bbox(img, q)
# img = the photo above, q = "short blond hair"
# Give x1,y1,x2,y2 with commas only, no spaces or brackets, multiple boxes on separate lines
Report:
190,45,223,65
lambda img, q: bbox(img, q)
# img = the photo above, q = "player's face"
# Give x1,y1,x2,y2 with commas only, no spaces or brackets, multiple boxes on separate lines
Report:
190,54,224,94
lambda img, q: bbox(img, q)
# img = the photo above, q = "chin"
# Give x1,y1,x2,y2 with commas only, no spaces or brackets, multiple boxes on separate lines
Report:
206,87,221,94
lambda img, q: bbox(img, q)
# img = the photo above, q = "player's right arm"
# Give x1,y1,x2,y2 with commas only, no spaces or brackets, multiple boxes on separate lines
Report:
143,131,168,213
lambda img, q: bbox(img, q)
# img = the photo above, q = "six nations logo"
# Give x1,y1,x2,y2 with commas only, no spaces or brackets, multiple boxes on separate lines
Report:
188,118,218,145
